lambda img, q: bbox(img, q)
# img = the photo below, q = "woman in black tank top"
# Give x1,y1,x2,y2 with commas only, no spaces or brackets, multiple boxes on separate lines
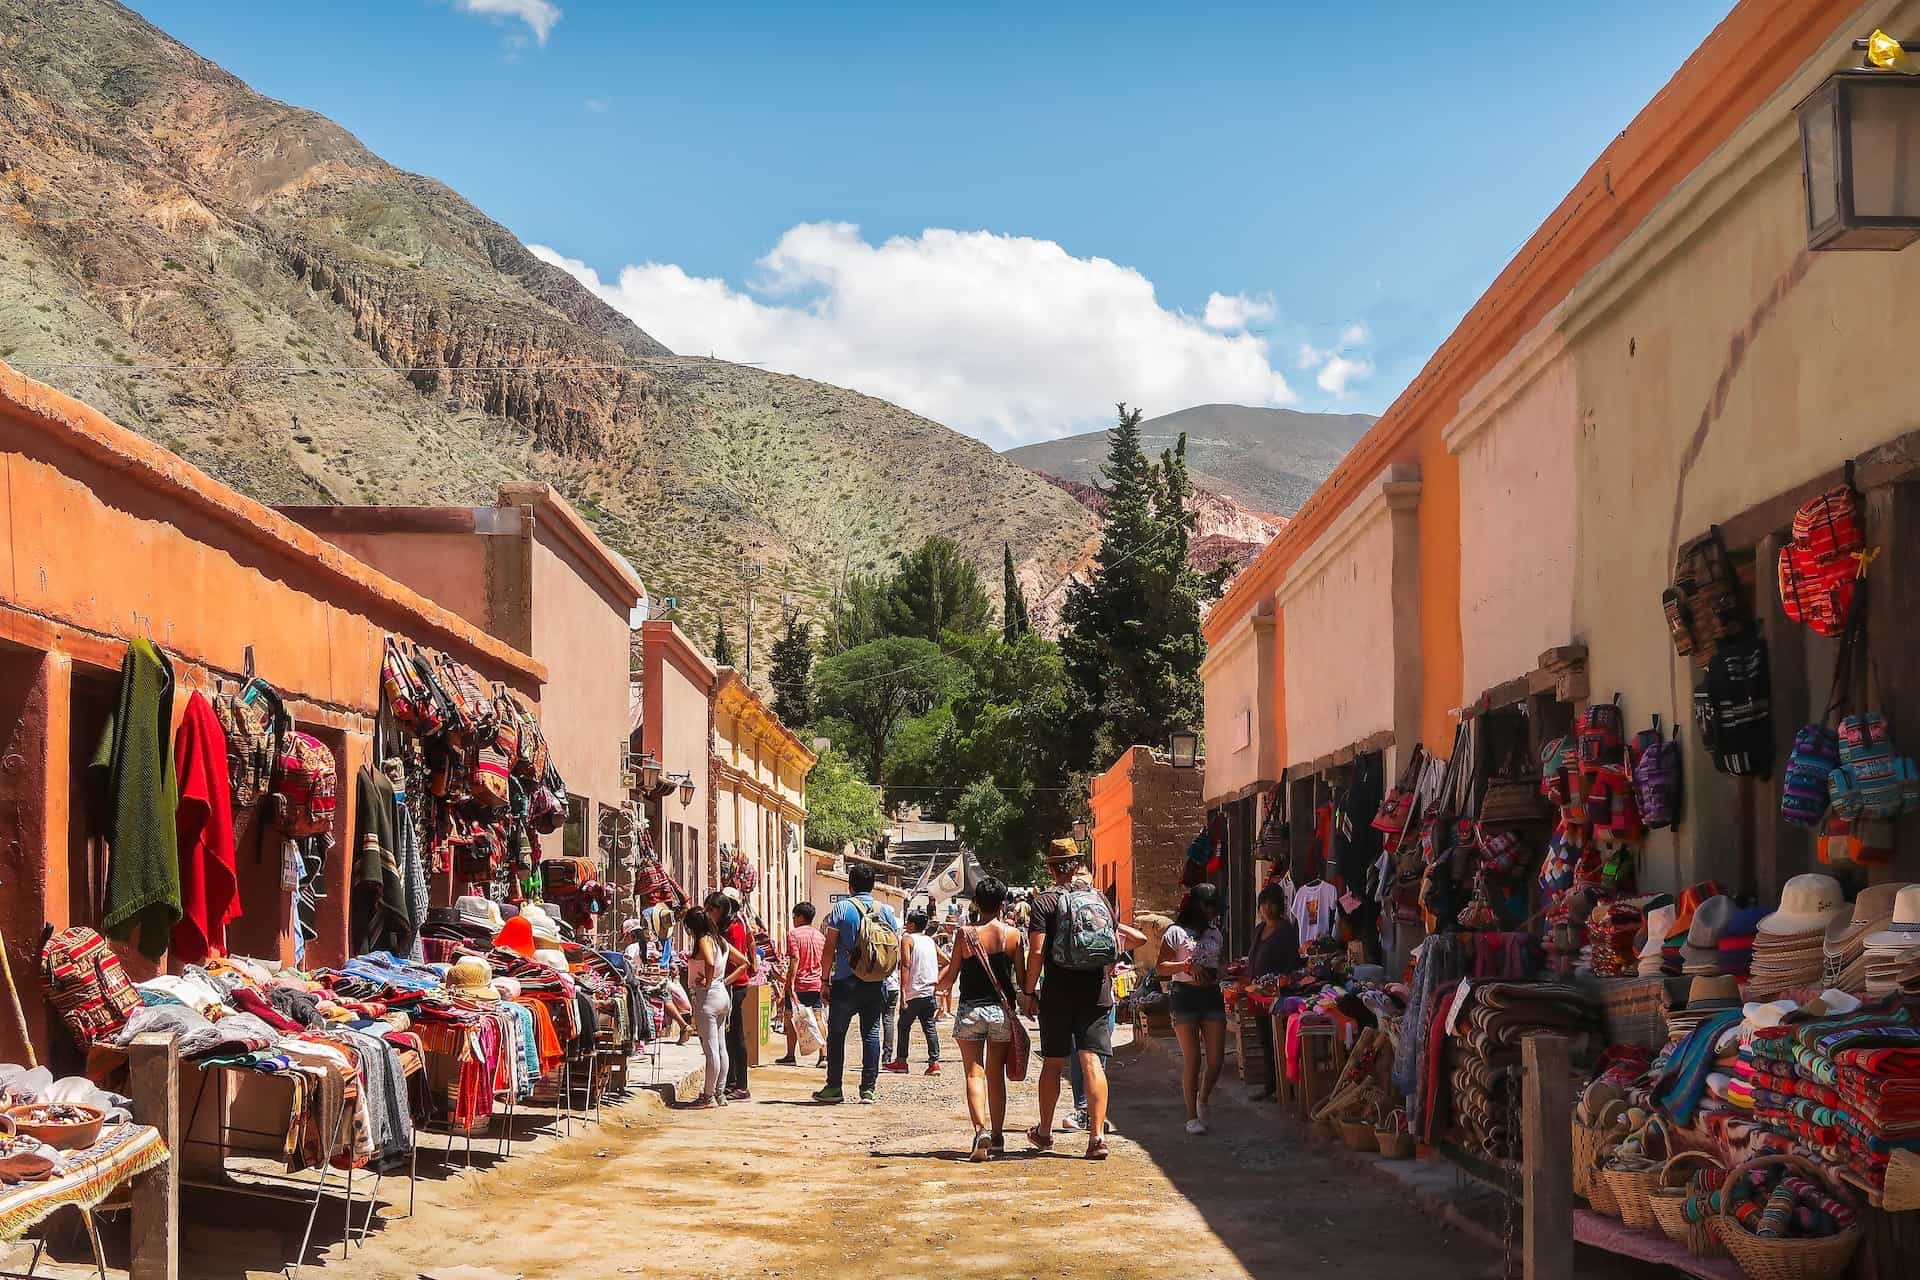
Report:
935,876,1026,1161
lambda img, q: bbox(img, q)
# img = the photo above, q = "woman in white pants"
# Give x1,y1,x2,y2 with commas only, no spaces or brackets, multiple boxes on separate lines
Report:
683,907,747,1108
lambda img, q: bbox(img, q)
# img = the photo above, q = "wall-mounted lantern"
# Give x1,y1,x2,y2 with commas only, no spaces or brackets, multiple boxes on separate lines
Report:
1797,35,1920,251
676,774,696,807
1168,729,1199,769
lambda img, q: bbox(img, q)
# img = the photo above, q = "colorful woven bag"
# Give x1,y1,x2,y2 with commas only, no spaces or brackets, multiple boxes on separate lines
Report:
272,730,337,836
1781,724,1841,828
39,926,140,1050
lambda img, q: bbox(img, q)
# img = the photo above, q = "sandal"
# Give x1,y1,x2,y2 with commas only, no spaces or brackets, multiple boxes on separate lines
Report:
1025,1124,1054,1152
970,1128,993,1163
1086,1136,1110,1160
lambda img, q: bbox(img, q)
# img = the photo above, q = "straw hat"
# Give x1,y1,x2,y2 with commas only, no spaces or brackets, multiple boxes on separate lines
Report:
1757,874,1846,937
445,956,500,1001
1044,837,1083,865
493,976,522,1000
518,903,565,949
1862,885,1920,951
456,895,504,932
1684,975,1743,1011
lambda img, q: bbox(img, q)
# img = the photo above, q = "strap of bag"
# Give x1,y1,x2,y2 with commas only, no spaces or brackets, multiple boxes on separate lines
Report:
966,925,1019,1014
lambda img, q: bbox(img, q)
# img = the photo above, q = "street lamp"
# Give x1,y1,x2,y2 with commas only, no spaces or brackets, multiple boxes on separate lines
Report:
1796,39,1920,251
1072,817,1089,848
676,774,696,807
638,753,663,794
1168,729,1199,769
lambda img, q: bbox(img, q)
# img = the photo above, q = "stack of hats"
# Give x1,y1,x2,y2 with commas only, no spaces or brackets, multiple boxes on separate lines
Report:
1667,974,1743,1043
1749,874,1846,997
1863,884,1920,996
1682,896,1735,975
1638,902,1677,977
1715,904,1768,980
1823,881,1909,993
1659,881,1730,975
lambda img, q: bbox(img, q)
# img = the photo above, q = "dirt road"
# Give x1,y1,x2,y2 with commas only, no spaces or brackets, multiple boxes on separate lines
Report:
166,1023,1486,1280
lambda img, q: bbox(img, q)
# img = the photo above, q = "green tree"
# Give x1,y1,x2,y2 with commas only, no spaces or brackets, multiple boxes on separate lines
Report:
1002,543,1030,641
712,617,736,668
826,571,889,655
813,636,958,784
880,536,992,642
1059,404,1226,770
803,746,886,853
950,778,1044,886
768,610,815,729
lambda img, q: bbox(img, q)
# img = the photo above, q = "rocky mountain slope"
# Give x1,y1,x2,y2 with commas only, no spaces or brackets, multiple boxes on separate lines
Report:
0,0,1095,658
1005,403,1374,517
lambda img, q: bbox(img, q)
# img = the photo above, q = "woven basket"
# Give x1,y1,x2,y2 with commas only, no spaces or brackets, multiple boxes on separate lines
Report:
1588,1136,1623,1218
1649,1151,1726,1257
1572,1099,1628,1201
1338,1118,1378,1152
1374,1107,1414,1159
1600,1116,1670,1233
1884,1149,1920,1213
1716,1154,1862,1280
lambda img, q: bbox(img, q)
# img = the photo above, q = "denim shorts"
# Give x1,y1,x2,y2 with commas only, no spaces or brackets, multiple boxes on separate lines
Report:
1169,982,1227,1025
953,1001,1011,1043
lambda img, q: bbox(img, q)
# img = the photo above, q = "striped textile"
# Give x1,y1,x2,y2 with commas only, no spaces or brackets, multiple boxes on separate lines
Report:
0,1123,168,1242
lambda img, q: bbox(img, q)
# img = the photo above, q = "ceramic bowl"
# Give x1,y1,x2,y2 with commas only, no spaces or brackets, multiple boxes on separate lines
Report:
4,1101,105,1150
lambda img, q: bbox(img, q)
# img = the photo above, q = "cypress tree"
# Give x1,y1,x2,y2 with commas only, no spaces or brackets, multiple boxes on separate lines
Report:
1002,543,1031,641
769,611,815,729
712,617,736,668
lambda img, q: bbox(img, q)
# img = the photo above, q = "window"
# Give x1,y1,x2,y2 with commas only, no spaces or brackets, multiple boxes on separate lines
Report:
690,828,702,895
669,822,685,892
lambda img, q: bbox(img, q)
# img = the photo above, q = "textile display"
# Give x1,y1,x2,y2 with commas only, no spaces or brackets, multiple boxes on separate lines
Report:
170,690,239,965
92,638,181,959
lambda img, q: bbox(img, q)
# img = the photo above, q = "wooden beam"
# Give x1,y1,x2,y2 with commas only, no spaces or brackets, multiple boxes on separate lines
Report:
1522,1033,1575,1280
1864,483,1920,884
1717,432,1920,552
128,1033,179,1280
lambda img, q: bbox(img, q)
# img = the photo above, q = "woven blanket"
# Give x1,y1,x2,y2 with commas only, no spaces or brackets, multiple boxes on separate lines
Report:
0,1123,168,1242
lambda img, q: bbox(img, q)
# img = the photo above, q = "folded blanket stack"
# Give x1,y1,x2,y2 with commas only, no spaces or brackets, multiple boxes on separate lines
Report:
1747,1007,1920,1189
1448,981,1598,1161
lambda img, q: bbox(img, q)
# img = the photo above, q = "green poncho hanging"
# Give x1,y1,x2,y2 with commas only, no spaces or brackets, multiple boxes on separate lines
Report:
93,638,180,959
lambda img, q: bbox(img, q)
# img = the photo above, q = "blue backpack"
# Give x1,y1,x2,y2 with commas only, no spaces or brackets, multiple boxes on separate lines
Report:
1049,887,1119,971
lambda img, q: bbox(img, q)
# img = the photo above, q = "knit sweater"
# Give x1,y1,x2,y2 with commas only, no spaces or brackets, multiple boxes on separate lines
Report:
94,639,180,958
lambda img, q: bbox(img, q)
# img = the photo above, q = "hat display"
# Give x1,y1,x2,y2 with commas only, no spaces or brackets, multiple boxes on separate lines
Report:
455,895,504,933
494,916,536,959
1686,975,1743,1010
518,903,564,949
1824,882,1909,992
445,956,500,1002
1638,903,1677,977
1862,885,1920,996
1682,896,1734,973
533,948,570,972
1756,874,1846,937
1044,837,1083,864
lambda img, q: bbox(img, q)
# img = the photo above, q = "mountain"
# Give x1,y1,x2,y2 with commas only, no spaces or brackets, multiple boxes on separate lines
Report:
1003,404,1374,517
0,0,1096,665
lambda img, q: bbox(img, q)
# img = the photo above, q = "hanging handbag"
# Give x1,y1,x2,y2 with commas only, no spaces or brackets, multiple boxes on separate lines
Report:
966,925,1032,1083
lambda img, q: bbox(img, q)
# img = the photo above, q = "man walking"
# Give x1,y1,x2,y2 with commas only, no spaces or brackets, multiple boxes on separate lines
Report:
775,901,827,1067
886,909,941,1075
1020,838,1144,1159
813,864,900,1105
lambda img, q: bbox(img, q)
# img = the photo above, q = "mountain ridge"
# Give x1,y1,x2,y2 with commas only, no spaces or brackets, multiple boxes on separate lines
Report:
0,0,1097,669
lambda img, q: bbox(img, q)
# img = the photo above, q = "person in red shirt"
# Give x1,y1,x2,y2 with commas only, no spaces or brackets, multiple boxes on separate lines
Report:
708,890,757,1101
776,901,828,1067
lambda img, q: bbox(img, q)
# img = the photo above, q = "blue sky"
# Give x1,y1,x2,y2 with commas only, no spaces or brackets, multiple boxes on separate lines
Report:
129,0,1734,446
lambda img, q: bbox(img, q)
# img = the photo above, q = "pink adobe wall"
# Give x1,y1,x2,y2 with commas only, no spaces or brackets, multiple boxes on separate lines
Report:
526,529,634,807
314,531,494,633
1452,352,1578,700
1281,506,1397,768
1200,605,1277,804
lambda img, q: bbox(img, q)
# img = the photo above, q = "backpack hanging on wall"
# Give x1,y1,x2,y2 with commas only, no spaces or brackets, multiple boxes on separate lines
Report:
1783,725,1842,828
1663,528,1747,667
1694,635,1774,777
1827,711,1920,821
1576,695,1626,773
214,676,285,816
272,731,338,837
1629,716,1682,830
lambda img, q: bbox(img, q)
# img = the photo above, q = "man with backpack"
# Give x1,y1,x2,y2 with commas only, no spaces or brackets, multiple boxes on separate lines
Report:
1020,838,1145,1158
813,863,901,1105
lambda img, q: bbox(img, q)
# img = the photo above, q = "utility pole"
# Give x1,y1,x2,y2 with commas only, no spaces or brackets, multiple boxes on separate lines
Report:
743,561,764,682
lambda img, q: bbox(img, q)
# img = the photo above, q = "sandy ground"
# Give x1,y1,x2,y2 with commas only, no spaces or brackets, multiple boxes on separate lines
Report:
7,1025,1506,1280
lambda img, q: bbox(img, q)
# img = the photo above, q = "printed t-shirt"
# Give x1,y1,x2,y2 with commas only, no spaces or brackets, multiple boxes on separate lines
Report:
1291,880,1341,944
1162,923,1223,984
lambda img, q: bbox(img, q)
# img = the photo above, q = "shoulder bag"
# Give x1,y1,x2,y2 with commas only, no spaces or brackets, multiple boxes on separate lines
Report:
965,925,1031,1082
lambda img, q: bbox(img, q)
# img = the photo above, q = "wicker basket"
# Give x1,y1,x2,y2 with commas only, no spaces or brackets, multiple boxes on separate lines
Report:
1884,1149,1920,1213
1599,1116,1671,1233
1572,1099,1628,1202
1375,1107,1414,1159
1649,1151,1726,1257
1338,1118,1378,1152
1588,1138,1623,1218
1716,1154,1863,1280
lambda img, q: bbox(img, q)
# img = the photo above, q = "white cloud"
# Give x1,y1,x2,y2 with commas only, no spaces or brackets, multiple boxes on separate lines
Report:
1296,342,1326,371
531,224,1298,448
1340,320,1371,346
453,0,561,45
584,97,610,113
1316,353,1374,397
1202,291,1275,331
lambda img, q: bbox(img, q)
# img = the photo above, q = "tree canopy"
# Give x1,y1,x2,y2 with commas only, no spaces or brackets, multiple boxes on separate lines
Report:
769,610,814,729
812,636,958,785
1002,543,1030,642
880,536,993,642
711,617,736,668
803,746,886,854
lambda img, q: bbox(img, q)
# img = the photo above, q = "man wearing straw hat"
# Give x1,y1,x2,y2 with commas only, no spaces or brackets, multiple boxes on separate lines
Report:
1020,837,1145,1159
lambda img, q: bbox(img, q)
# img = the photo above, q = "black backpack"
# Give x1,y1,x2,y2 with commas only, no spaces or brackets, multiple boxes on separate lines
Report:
1693,635,1773,778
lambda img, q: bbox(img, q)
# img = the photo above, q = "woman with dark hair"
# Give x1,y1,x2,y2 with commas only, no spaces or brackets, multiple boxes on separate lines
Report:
707,889,757,1100
1156,882,1227,1134
683,907,747,1108
936,876,1026,1161
1245,883,1301,1100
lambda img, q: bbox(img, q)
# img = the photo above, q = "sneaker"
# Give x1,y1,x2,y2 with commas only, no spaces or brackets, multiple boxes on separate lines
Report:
923,1062,940,1076
1059,1112,1081,1132
990,1132,1005,1152
859,1089,879,1105
725,1087,752,1102
812,1086,844,1104
1185,1118,1208,1136
773,1056,798,1066
882,1061,910,1074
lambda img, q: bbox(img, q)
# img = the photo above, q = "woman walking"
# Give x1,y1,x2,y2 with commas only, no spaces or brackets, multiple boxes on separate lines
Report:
684,906,747,1108
1157,882,1227,1134
936,877,1025,1162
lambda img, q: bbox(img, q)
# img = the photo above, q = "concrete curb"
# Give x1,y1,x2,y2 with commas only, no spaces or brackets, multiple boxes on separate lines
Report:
1132,1026,1506,1253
